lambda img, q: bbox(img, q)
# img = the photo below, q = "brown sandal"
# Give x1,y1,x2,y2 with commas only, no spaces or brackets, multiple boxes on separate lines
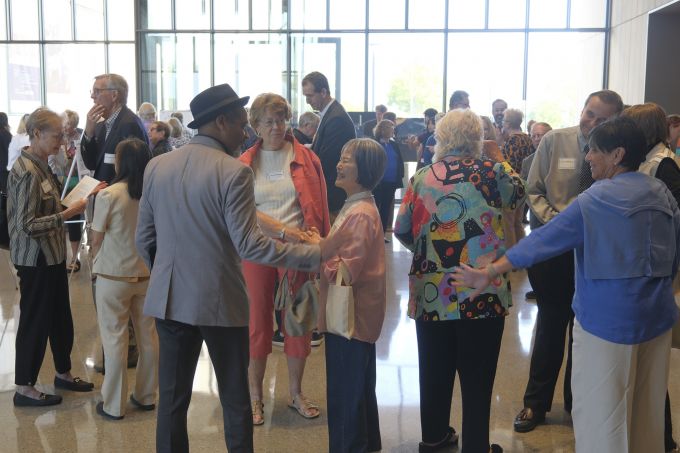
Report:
252,400,264,426
288,393,320,419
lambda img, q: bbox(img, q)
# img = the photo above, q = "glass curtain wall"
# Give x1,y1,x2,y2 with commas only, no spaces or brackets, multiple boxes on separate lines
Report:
139,0,608,128
0,0,136,130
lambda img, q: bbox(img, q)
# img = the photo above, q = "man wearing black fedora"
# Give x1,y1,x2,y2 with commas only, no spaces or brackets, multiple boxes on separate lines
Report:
136,84,338,452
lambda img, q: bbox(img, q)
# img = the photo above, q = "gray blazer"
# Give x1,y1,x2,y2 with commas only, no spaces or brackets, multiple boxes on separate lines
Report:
136,135,320,327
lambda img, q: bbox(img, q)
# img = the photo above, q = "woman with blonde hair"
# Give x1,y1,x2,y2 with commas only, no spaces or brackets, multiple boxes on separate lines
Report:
239,92,330,424
394,109,525,453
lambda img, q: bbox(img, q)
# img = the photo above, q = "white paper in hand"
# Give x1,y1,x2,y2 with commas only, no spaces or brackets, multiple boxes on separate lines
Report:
61,175,100,207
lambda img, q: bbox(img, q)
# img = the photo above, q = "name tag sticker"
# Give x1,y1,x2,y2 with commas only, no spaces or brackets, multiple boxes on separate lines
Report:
267,171,284,182
104,153,115,164
558,158,576,170
41,179,53,194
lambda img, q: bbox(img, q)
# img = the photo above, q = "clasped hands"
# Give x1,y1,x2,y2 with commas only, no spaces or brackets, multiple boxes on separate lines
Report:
283,226,322,245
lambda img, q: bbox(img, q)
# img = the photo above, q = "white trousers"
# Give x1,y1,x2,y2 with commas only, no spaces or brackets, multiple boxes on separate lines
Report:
572,320,671,453
96,277,159,417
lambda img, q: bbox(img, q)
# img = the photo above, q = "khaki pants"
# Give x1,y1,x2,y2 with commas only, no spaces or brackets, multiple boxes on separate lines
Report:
572,320,670,453
501,201,526,249
96,277,158,417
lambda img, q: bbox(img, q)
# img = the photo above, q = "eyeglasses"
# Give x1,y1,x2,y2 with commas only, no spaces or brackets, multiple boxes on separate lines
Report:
90,88,117,96
260,118,288,129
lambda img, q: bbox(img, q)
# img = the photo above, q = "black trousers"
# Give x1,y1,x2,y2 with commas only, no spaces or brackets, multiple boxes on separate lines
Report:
155,318,252,453
15,258,73,385
524,250,575,413
325,333,381,453
372,182,398,233
416,317,505,453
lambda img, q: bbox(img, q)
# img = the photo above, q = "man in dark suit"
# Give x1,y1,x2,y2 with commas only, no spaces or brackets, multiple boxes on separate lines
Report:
81,73,148,371
362,104,387,139
302,71,356,216
82,73,148,183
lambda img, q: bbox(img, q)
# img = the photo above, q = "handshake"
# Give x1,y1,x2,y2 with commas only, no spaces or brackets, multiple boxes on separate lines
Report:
281,226,322,245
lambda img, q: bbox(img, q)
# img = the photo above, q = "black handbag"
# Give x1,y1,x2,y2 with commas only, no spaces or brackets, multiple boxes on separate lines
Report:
0,191,9,250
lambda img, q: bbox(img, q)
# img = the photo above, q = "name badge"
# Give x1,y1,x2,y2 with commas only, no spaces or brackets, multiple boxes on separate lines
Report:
558,158,576,170
104,153,115,164
267,171,284,182
41,179,53,194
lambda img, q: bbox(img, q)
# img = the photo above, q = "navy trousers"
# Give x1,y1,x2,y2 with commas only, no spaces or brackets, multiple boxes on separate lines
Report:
325,333,381,453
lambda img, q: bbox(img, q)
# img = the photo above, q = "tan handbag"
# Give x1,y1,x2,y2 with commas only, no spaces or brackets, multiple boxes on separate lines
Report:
275,271,319,337
325,262,355,339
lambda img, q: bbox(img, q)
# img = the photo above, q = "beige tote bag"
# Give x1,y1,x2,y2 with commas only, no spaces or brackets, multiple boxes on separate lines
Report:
325,261,355,339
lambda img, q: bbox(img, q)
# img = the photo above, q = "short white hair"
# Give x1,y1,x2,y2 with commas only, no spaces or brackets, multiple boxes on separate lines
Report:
434,109,483,161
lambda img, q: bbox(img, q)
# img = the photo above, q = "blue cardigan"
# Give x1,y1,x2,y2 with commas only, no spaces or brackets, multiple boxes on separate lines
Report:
507,171,680,344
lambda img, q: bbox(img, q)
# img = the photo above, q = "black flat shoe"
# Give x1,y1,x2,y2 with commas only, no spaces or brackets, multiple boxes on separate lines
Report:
54,376,94,392
490,444,503,453
13,392,62,407
418,427,459,452
513,407,545,433
130,394,155,411
96,402,124,420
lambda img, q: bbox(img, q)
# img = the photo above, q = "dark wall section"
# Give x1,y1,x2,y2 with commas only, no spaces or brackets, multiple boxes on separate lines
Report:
646,9,680,114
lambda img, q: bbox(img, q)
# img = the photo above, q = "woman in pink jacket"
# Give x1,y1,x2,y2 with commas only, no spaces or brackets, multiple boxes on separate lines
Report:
318,138,387,453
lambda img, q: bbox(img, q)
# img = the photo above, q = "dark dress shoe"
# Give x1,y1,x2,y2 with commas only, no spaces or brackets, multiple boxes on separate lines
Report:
96,402,124,420
14,392,62,407
514,407,545,433
54,376,94,392
130,394,155,411
127,346,138,369
418,427,459,452
490,444,504,453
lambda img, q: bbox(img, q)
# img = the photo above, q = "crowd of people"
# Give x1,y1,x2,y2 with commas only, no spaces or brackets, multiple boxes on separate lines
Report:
2,69,680,453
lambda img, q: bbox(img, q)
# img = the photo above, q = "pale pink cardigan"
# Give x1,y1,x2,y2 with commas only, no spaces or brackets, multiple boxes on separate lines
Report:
318,195,386,344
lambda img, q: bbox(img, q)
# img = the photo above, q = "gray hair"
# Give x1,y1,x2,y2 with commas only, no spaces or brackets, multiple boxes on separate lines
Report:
138,102,157,121
298,111,320,129
434,109,483,161
503,108,524,130
95,73,129,105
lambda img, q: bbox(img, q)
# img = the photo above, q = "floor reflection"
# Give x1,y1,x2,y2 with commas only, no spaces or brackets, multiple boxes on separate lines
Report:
3,237,680,453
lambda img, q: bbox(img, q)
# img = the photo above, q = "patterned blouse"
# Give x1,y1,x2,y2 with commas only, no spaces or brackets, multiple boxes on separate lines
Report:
502,132,534,174
394,156,526,321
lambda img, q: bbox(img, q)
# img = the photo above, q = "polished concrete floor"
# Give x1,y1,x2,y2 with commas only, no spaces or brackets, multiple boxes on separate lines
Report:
2,232,680,453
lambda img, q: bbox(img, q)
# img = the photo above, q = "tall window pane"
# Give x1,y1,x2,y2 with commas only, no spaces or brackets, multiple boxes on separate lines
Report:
408,0,445,30
252,0,284,30
529,0,567,29
43,0,73,41
141,34,211,111
76,0,105,41
214,34,287,99
369,0,405,30
526,32,605,128
45,44,106,117
214,0,250,30
570,0,607,28
176,0,211,30
329,0,366,30
368,33,443,116
447,33,525,117
107,0,135,40
10,0,40,40
488,0,526,29
291,33,365,115
1,44,42,114
108,44,137,109
290,0,327,30
140,0,172,30
0,2,6,40
449,0,485,29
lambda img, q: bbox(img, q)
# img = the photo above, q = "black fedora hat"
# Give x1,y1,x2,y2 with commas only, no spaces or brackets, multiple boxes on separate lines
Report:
187,84,249,129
